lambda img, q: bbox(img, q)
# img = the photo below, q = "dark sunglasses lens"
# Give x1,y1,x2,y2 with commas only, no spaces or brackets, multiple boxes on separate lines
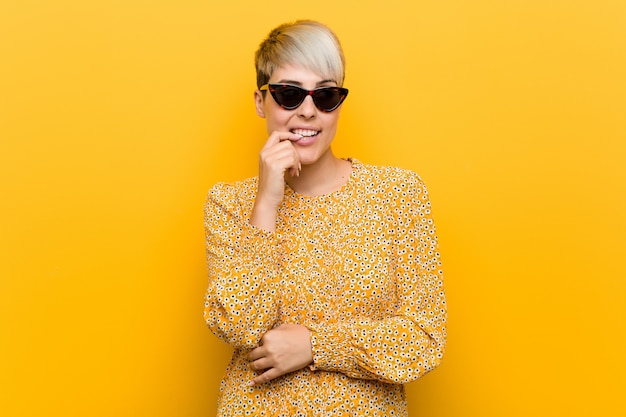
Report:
270,85,347,111
273,86,305,109
313,88,344,111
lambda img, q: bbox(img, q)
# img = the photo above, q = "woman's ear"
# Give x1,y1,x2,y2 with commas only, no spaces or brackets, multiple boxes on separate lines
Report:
254,90,265,118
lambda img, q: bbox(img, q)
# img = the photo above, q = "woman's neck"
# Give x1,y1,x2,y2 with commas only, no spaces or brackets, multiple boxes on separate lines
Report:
285,150,352,197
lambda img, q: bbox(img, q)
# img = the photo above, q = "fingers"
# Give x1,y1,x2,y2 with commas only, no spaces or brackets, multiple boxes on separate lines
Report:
249,368,281,387
248,345,265,362
250,356,270,372
256,131,302,207
248,336,281,386
248,346,277,386
248,344,273,372
246,324,314,386
260,144,300,174
262,131,303,151
260,133,301,174
261,131,301,169
288,163,301,178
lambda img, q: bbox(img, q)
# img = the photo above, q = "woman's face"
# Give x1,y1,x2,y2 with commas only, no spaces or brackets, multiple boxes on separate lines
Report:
254,64,344,167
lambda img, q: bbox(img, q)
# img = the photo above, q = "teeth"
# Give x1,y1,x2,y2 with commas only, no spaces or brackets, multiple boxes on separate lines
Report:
291,129,319,137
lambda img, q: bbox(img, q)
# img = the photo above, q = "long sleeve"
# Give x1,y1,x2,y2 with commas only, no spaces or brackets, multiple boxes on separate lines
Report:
203,181,281,349
308,171,447,384
207,161,447,416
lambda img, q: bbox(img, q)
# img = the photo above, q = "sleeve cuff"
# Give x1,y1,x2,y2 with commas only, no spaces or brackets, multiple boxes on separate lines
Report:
308,322,354,373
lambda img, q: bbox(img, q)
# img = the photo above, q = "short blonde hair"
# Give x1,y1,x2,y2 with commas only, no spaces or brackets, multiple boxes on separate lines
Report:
255,20,346,88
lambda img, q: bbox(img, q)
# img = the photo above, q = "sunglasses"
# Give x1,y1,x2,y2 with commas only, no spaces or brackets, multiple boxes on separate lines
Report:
260,83,349,112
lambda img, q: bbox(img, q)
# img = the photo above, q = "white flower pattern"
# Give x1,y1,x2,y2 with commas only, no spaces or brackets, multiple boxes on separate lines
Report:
204,158,447,416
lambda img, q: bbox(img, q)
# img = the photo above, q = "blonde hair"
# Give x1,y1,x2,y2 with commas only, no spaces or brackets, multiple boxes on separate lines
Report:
255,20,346,88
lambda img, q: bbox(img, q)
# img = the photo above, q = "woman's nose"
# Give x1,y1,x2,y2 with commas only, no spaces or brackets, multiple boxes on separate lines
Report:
297,95,317,118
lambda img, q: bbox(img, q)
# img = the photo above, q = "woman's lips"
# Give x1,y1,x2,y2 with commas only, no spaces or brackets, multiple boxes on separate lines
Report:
290,128,319,145
290,128,320,138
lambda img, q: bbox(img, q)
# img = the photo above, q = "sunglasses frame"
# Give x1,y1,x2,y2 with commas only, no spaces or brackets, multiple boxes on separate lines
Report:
259,83,349,112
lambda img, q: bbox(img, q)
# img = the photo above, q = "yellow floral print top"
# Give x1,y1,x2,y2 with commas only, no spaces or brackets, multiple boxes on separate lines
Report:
204,159,447,417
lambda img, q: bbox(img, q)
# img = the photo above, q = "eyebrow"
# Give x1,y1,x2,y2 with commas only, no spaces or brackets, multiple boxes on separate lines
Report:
276,79,336,87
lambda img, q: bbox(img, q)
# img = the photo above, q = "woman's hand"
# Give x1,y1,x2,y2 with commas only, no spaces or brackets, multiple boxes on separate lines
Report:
249,131,302,232
248,323,313,386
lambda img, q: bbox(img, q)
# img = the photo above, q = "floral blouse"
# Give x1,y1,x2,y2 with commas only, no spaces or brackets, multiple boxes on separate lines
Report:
204,158,447,416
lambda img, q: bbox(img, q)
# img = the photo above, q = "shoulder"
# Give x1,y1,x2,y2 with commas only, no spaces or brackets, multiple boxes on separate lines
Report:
206,177,258,208
351,160,434,220
353,159,428,195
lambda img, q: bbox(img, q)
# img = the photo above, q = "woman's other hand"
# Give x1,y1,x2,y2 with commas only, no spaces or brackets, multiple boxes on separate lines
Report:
249,131,302,231
248,323,313,386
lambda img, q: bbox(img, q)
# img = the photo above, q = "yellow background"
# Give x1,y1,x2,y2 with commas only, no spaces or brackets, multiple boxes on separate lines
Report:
1,1,624,416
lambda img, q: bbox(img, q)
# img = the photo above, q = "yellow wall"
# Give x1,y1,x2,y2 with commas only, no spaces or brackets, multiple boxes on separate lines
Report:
1,1,624,416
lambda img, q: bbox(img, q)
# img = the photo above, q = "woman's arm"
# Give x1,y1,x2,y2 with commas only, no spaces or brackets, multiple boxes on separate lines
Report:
204,131,300,349
309,174,447,384
203,182,282,349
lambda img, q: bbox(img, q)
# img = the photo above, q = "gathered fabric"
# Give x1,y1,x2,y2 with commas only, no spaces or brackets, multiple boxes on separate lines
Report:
204,158,447,416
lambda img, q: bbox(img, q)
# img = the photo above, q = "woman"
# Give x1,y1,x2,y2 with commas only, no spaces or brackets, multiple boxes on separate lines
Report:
204,20,447,416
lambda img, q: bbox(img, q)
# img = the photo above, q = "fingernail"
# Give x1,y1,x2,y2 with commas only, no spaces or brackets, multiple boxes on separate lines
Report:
248,381,255,387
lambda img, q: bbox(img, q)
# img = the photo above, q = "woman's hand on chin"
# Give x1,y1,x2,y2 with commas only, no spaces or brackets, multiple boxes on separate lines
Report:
250,131,302,231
